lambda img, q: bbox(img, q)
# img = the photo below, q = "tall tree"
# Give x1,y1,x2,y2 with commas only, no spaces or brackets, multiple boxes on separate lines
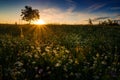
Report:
89,18,93,25
107,19,113,25
21,6,40,24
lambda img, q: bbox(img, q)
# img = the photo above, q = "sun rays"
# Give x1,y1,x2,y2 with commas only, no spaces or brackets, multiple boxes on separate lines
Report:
33,19,46,25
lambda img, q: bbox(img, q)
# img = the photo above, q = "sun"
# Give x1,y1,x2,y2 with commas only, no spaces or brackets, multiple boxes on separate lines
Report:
33,19,46,25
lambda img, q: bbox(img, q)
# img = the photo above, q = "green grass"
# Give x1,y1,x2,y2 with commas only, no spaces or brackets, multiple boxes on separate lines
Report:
0,24,120,80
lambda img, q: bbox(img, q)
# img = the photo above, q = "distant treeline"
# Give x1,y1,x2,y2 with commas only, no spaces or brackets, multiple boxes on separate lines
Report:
0,24,119,37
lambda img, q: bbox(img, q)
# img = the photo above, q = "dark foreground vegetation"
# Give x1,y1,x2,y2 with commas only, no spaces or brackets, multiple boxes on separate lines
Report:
0,24,120,80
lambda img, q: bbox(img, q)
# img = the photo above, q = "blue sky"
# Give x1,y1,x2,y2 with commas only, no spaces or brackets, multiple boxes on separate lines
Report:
0,0,120,24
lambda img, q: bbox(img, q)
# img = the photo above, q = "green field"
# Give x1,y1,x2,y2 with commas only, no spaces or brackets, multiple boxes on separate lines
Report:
0,24,120,80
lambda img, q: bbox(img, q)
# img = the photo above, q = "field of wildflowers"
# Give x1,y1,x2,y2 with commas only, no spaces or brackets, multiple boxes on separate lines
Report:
0,24,120,80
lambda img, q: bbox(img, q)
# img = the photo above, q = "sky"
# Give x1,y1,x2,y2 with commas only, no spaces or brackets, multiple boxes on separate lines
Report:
0,0,120,24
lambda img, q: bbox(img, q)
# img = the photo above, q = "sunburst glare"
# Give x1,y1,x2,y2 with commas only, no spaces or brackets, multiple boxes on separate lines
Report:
33,19,46,25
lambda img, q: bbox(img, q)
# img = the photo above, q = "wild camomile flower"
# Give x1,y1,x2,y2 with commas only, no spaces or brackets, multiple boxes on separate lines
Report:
38,69,43,74
45,46,50,52
55,63,61,67
65,50,70,53
96,53,99,57
14,61,23,67
101,61,106,65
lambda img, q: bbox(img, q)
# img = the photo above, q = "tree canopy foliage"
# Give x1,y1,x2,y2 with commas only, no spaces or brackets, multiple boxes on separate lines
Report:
21,6,40,24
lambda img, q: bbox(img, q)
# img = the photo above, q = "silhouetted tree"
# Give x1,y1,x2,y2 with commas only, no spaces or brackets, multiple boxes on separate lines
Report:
21,6,40,24
98,21,102,25
107,19,113,25
101,21,107,25
89,18,93,25
113,20,119,25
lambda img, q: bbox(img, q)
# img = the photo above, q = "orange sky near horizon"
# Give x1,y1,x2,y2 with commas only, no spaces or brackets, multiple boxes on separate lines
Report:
0,0,120,24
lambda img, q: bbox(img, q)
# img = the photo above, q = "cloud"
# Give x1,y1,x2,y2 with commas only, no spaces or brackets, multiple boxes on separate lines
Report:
66,0,76,6
117,14,120,16
66,0,76,11
86,3,106,12
66,0,74,3
40,7,99,24
113,15,120,20
111,7,120,10
39,5,117,24
93,17,109,21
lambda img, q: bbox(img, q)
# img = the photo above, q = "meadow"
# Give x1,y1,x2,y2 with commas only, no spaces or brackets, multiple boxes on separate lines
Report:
0,24,120,80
